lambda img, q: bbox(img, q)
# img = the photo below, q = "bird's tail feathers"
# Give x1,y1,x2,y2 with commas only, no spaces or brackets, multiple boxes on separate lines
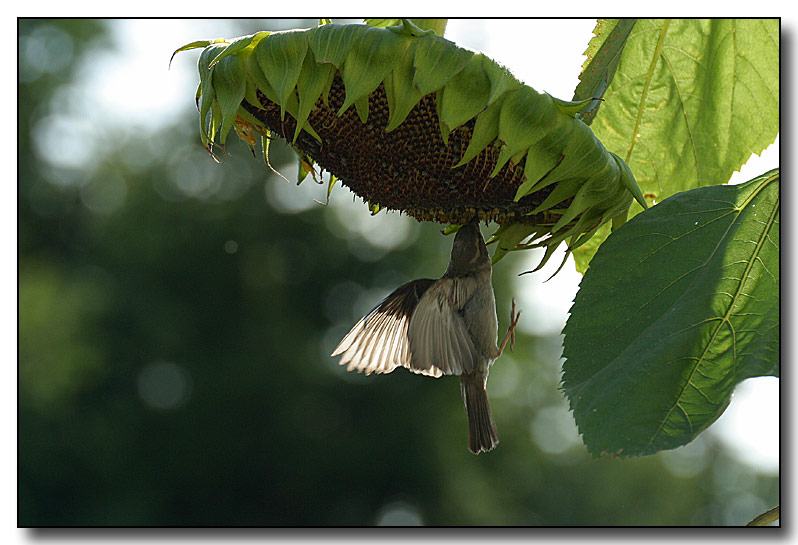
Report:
460,374,498,454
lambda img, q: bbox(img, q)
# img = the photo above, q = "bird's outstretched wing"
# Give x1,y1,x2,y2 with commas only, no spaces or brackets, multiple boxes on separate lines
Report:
331,279,442,377
407,277,480,376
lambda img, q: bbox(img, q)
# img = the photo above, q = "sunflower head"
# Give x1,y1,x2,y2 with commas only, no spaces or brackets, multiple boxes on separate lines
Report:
173,20,646,270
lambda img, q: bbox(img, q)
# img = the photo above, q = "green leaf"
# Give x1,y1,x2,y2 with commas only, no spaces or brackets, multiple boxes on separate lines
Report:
489,223,538,264
208,97,222,145
579,18,779,269
550,96,598,118
613,152,647,209
212,55,247,145
366,19,445,37
572,222,610,273
514,143,561,199
254,30,309,120
353,93,370,123
437,52,491,138
572,19,637,124
338,26,412,116
597,18,779,200
170,39,214,67
483,54,522,107
562,169,779,457
326,174,338,202
308,23,359,66
411,35,473,98
383,41,422,132
405,19,448,37
527,120,604,199
452,97,502,168
364,18,403,29
491,87,557,177
197,43,228,146
209,31,270,67
297,152,315,184
294,49,334,143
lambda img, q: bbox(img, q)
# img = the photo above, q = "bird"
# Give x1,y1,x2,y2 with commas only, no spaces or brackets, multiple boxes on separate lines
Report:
330,220,520,454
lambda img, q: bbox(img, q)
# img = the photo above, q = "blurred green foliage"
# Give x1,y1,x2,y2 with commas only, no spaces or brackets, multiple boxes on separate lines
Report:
18,19,777,526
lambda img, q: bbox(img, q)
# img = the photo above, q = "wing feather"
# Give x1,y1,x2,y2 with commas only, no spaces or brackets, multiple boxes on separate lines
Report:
356,311,390,374
407,278,478,376
331,279,436,376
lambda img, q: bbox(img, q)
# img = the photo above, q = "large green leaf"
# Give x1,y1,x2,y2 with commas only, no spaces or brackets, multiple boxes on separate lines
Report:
574,18,779,272
562,169,779,457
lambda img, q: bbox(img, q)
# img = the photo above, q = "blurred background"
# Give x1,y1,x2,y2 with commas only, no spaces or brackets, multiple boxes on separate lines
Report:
18,18,779,526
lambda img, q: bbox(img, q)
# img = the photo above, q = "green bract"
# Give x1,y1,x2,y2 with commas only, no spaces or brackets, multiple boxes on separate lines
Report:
174,20,647,270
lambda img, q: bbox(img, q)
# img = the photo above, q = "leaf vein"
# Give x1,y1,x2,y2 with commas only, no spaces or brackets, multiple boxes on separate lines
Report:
644,178,778,449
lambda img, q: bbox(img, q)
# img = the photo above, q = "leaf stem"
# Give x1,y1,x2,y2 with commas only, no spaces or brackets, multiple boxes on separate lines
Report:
746,506,779,526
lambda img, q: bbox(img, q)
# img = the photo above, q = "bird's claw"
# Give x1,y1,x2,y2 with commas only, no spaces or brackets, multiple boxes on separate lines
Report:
508,298,521,351
498,298,521,356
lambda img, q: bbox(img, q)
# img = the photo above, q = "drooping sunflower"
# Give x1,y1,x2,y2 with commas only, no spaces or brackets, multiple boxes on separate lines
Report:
173,19,646,270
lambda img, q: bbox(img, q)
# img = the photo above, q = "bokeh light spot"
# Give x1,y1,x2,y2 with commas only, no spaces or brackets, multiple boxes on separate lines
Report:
168,150,224,199
659,435,710,479
530,404,581,455
80,173,127,214
137,361,192,411
374,500,423,526
33,114,99,173
224,240,239,254
264,161,322,214
19,24,75,82
325,185,419,262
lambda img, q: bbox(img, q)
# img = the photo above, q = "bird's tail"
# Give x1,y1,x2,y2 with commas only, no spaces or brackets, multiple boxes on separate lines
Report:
460,374,499,454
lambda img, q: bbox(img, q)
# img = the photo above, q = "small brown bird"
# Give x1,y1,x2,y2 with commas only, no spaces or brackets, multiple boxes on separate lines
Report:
331,221,520,454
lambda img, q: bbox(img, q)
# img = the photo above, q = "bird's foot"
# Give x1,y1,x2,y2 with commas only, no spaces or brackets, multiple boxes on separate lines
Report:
498,298,521,356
